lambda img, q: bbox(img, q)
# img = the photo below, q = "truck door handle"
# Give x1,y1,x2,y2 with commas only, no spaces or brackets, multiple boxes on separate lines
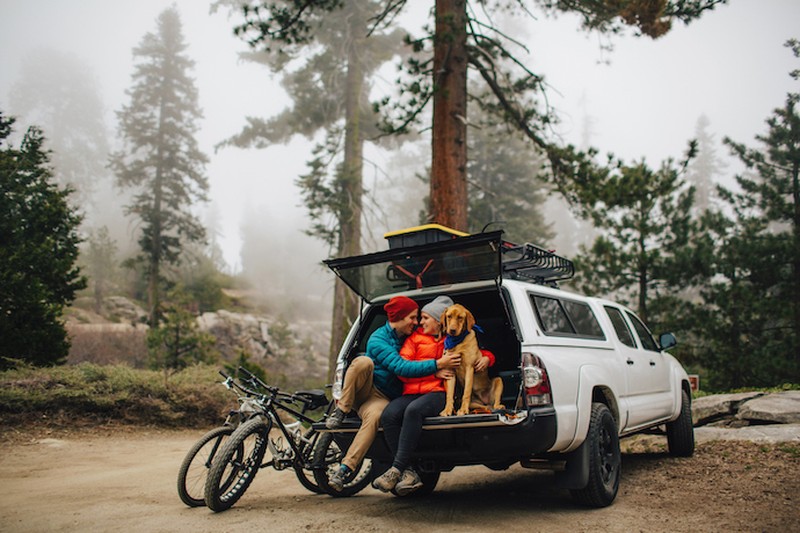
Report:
627,359,634,365
649,361,656,366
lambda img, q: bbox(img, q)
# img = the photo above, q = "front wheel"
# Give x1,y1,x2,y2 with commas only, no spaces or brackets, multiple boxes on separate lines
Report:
177,426,236,507
666,389,695,457
312,433,373,497
570,402,621,508
204,417,270,512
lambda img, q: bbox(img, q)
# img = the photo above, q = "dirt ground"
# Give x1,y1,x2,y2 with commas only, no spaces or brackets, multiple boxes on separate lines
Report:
0,427,798,533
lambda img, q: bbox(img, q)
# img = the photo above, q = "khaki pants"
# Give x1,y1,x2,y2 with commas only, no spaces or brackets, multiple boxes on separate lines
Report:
336,356,389,471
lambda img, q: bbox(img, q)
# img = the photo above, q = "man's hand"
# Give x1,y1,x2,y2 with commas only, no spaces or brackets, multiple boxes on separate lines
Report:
435,369,455,380
437,350,461,370
474,355,490,373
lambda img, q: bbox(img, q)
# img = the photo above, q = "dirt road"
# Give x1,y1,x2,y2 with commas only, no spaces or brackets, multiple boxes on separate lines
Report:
1,427,798,533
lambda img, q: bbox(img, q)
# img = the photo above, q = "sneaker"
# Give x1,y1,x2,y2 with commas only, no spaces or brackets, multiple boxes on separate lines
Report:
394,468,423,496
371,466,401,493
328,465,351,492
325,407,347,429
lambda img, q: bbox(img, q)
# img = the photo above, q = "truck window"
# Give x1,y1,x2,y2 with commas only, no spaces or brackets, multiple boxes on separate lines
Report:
625,311,659,352
531,295,605,340
604,306,636,348
562,300,605,339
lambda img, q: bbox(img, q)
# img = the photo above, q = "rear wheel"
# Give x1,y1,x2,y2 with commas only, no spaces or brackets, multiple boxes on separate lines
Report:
204,417,270,512
667,389,695,457
570,402,621,508
293,429,325,494
312,433,373,497
177,426,235,507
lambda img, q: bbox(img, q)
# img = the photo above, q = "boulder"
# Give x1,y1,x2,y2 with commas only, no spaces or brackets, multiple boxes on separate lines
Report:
736,391,800,425
692,391,764,426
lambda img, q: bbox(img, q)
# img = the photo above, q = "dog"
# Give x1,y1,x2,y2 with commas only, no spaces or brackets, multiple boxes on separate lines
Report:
438,303,504,416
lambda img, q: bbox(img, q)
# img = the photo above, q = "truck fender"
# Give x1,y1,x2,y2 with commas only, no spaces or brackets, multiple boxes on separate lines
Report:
563,364,622,453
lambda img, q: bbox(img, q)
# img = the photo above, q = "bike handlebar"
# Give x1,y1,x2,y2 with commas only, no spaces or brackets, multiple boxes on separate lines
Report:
217,367,319,411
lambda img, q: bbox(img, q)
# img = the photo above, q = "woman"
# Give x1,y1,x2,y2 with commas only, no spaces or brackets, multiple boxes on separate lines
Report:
372,296,494,495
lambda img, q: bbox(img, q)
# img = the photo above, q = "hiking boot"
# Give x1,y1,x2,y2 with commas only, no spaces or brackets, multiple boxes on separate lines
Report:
394,468,423,496
372,466,401,493
328,465,351,492
325,407,347,430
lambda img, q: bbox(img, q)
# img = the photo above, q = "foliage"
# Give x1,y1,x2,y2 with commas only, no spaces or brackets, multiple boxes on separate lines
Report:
109,6,209,327
466,108,554,244
0,362,233,428
571,144,698,324
147,292,218,380
0,112,87,368
82,226,119,313
9,49,110,209
223,349,269,384
688,41,800,389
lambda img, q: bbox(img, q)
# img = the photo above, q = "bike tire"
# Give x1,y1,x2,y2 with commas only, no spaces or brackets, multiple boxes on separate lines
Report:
177,425,236,507
204,417,270,512
312,433,373,497
293,429,325,494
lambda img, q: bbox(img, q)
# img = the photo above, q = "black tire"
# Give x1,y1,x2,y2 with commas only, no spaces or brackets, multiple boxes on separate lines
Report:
204,417,270,512
570,402,621,508
393,469,440,498
666,389,695,457
312,433,373,497
293,429,325,494
177,426,236,507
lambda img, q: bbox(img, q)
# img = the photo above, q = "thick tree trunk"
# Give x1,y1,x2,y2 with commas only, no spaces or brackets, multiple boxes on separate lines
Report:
327,12,366,382
430,0,468,232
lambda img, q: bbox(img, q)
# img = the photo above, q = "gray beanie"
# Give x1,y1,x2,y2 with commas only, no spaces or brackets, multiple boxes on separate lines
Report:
421,295,454,322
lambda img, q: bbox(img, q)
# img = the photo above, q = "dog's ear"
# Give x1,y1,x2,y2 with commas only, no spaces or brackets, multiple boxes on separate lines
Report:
441,307,450,331
466,308,475,331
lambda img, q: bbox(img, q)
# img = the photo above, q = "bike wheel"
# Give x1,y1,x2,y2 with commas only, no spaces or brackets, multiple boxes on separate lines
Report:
312,433,373,497
177,426,236,507
293,429,325,494
204,417,270,512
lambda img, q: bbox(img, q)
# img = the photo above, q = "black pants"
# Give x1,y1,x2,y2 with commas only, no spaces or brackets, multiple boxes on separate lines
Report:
380,392,445,471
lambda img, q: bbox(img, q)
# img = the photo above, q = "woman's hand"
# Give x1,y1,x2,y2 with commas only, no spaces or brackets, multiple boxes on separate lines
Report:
474,355,490,373
435,369,455,380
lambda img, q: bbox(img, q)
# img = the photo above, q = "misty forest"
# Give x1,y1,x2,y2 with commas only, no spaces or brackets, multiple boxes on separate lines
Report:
1,0,799,393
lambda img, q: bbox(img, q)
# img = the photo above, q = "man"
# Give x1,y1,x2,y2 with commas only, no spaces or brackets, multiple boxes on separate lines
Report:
325,295,461,491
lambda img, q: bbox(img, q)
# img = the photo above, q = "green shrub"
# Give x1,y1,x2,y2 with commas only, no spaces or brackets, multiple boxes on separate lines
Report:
0,362,234,428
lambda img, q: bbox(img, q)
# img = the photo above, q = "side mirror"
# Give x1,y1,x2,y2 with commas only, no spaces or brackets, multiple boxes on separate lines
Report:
659,332,677,351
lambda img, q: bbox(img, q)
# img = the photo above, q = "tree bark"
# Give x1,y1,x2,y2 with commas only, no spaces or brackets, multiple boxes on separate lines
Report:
327,11,366,382
430,0,468,232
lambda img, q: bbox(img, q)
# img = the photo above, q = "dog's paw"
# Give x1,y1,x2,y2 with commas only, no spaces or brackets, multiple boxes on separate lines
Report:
456,408,470,416
439,408,453,417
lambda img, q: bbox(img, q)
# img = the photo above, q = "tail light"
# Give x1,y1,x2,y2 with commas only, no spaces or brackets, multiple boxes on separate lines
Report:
331,366,344,400
521,352,552,407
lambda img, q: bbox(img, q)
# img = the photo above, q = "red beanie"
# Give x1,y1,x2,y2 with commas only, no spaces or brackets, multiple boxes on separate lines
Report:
384,296,418,322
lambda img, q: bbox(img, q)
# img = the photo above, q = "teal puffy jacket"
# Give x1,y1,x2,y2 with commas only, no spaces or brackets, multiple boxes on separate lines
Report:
366,322,438,399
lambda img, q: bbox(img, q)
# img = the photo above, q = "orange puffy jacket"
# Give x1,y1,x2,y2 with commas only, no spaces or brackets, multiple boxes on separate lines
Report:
398,328,496,395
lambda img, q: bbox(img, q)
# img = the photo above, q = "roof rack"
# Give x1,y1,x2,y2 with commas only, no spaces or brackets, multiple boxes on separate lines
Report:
500,241,575,285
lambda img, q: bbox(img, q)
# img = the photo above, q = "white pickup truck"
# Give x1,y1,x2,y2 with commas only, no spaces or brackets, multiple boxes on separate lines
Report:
319,226,694,507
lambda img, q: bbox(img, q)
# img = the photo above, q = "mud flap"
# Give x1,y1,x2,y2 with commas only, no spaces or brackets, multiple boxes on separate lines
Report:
554,438,589,490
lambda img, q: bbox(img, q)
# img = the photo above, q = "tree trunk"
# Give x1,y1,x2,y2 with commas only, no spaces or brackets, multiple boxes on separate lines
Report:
430,0,468,232
327,11,366,382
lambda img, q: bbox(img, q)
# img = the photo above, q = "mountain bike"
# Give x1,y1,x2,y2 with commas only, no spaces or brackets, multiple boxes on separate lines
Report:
201,367,373,512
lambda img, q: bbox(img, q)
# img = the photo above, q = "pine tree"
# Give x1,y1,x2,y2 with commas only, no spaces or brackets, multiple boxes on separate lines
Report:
109,7,209,328
697,39,800,387
572,145,697,325
0,112,86,367
221,0,407,380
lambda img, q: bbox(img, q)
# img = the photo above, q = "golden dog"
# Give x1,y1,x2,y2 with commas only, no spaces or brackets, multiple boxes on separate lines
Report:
439,304,504,416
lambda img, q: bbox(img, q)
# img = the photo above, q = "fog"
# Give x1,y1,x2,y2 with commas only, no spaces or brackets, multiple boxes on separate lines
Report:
1,0,798,317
